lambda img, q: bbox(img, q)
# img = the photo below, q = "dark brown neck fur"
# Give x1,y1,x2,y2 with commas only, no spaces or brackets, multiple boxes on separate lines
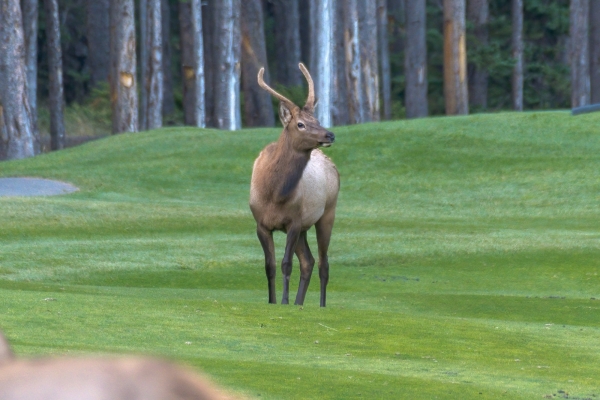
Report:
268,129,311,203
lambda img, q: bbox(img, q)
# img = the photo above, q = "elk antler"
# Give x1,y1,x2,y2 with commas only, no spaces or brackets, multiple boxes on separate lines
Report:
299,63,315,112
257,68,297,110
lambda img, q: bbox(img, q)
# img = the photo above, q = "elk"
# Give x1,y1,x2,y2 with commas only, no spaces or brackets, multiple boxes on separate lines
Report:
249,63,340,307
0,330,235,400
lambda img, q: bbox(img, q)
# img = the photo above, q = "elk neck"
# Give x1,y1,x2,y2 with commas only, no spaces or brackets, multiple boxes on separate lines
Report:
268,128,312,203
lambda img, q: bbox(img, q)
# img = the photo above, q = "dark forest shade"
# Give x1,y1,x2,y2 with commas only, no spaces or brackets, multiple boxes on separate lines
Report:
86,0,110,88
511,0,524,111
44,0,66,150
161,0,175,117
241,0,275,127
467,0,489,110
405,0,428,118
201,0,214,127
0,0,39,160
110,0,138,134
272,0,302,87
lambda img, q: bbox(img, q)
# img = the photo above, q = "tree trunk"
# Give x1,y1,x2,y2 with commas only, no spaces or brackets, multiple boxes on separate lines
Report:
443,0,468,115
202,1,214,127
110,0,138,134
213,0,241,130
310,0,336,127
358,0,380,122
190,0,206,127
139,0,148,130
44,0,66,150
161,0,175,117
405,0,428,118
21,0,38,131
143,0,163,130
179,0,206,127
511,0,523,111
342,0,380,124
241,0,274,127
343,0,363,124
179,0,194,125
570,0,590,108
273,0,302,86
87,0,110,88
590,0,600,103
332,0,349,126
467,0,488,110
377,0,392,120
0,0,38,160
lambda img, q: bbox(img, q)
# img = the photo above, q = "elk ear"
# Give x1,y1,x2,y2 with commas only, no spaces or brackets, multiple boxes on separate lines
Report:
279,102,293,126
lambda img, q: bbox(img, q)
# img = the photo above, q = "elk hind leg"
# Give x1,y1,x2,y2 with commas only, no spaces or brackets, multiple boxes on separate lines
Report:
294,231,315,306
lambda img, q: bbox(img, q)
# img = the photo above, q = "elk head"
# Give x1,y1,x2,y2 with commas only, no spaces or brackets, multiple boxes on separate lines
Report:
258,63,335,152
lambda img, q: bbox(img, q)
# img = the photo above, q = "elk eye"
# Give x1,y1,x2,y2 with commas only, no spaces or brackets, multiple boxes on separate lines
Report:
297,122,305,129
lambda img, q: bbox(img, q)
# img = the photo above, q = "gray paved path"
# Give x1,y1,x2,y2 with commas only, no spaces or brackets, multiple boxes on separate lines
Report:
0,178,78,197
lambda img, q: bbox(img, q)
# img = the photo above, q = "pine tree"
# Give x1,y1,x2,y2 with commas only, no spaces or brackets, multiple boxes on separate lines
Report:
0,0,39,159
110,0,138,134
44,0,66,149
443,0,469,115
405,0,428,118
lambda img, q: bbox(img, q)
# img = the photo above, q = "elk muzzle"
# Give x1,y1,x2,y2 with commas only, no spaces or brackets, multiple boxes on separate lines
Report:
320,131,335,147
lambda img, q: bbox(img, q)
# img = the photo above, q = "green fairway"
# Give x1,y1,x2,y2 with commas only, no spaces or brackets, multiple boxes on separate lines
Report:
1,111,599,399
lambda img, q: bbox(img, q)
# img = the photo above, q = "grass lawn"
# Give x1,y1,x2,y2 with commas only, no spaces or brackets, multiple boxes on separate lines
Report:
1,111,599,399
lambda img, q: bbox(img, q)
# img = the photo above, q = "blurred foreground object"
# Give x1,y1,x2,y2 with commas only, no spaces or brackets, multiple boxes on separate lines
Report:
0,331,236,400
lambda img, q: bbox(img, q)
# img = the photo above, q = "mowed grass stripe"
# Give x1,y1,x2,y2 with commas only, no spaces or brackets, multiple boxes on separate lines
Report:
1,287,596,399
0,111,599,398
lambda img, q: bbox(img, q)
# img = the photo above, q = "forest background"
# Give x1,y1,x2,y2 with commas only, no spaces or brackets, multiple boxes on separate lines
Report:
0,0,596,159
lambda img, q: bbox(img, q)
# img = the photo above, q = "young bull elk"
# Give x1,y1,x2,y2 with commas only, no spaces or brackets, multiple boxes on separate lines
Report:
250,63,340,307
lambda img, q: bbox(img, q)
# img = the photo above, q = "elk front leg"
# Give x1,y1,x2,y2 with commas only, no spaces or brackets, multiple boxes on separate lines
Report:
281,225,301,305
315,209,335,307
294,231,315,306
257,224,277,304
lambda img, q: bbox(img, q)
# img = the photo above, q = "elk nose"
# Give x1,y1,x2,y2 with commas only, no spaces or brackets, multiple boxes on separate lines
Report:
326,131,335,143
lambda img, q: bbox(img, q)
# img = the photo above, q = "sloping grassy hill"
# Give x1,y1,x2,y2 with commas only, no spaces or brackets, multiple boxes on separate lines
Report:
1,112,599,399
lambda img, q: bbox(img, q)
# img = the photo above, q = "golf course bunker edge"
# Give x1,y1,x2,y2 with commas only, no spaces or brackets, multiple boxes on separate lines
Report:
0,177,79,197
